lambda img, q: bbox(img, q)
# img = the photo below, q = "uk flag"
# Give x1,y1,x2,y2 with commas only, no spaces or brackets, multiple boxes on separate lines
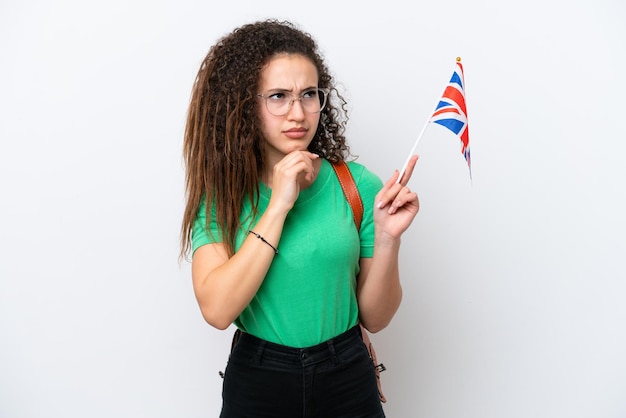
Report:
430,58,471,178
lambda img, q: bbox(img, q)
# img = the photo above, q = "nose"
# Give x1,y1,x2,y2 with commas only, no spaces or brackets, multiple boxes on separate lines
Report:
287,98,306,120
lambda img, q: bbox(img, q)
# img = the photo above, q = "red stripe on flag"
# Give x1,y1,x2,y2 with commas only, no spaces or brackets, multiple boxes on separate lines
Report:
460,126,469,148
442,86,466,116
432,107,460,117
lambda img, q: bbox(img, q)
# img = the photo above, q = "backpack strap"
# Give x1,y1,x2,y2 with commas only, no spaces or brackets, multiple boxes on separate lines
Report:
330,160,364,233
330,159,387,404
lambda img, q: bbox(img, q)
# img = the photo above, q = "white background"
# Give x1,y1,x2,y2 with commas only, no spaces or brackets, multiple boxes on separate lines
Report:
1,1,625,417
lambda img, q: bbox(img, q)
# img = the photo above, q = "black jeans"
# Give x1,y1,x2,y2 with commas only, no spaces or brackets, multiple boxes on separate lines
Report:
220,325,386,418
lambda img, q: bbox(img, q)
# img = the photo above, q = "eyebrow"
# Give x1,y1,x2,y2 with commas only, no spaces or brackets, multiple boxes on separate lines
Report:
263,86,318,93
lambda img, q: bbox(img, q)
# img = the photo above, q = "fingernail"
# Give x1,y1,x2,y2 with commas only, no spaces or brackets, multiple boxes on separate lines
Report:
376,201,383,209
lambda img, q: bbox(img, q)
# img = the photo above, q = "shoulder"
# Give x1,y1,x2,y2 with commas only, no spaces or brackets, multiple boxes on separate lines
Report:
345,160,383,191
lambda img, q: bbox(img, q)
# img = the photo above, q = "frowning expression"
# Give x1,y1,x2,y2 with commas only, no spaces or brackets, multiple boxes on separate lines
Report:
257,53,321,164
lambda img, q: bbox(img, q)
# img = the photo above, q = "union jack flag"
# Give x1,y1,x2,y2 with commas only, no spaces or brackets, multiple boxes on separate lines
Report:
430,58,471,178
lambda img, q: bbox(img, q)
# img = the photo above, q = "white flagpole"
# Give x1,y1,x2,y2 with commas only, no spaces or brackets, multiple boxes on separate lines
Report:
396,115,430,184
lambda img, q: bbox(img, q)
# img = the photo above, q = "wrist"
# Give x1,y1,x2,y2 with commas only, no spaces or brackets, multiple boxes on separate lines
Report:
264,201,291,220
374,231,401,250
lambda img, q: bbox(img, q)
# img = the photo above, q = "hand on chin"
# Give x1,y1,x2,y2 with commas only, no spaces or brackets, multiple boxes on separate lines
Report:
297,156,321,190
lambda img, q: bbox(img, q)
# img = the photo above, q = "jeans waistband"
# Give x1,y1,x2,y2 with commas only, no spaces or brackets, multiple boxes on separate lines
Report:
234,325,363,368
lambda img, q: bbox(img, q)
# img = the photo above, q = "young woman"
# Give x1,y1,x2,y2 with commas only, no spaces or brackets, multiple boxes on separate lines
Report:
180,19,419,417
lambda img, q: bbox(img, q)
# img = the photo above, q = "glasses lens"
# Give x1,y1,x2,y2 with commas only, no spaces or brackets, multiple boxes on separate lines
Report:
265,93,289,116
262,89,328,116
301,88,327,114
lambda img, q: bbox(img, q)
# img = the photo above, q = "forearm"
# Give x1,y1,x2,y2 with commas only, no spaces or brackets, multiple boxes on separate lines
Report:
357,157,419,332
192,205,287,329
357,235,403,333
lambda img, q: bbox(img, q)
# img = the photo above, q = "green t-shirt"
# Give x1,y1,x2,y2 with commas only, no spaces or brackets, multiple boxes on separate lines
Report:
192,159,383,347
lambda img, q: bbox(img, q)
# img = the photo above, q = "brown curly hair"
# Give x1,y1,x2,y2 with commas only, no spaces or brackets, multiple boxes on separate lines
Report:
180,19,351,260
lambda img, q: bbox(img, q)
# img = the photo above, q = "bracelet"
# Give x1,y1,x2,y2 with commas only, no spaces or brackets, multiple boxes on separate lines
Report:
248,230,279,254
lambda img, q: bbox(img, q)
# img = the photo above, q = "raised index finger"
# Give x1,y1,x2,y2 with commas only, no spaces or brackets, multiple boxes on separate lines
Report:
398,155,419,186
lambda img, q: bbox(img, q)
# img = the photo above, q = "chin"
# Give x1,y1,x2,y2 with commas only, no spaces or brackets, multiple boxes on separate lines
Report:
285,143,313,153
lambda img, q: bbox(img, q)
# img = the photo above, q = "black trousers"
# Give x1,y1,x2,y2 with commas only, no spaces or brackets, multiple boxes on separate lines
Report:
220,325,386,418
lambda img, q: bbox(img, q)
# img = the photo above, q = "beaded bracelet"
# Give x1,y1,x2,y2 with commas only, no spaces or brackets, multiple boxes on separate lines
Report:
248,230,279,254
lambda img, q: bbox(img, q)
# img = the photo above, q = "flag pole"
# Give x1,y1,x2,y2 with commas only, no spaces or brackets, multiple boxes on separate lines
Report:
396,115,430,184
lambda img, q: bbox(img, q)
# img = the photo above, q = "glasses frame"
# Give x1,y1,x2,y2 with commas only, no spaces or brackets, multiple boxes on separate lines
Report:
257,88,329,116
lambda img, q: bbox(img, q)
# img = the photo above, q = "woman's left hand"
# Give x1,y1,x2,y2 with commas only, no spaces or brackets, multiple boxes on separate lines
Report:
374,155,420,239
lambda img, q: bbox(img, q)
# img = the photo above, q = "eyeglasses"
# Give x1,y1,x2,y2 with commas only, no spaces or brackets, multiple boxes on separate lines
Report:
257,88,329,116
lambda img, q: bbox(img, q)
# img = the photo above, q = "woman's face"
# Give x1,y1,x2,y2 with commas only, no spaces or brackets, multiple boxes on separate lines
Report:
257,53,321,165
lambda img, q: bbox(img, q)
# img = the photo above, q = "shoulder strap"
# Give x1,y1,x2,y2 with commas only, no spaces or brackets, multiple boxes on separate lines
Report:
330,160,364,232
330,160,387,403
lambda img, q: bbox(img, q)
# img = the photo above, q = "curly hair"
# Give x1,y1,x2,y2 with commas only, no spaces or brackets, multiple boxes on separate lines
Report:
180,19,351,259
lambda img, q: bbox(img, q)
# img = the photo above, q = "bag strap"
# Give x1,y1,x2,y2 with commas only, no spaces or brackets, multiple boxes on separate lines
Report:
330,160,364,232
330,159,387,404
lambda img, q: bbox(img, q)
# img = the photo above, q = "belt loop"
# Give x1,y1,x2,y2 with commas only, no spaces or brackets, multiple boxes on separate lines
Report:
254,340,266,365
327,339,338,366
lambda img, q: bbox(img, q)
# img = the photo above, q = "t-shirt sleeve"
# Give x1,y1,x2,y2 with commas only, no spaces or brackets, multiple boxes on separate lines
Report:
348,162,383,258
191,197,224,255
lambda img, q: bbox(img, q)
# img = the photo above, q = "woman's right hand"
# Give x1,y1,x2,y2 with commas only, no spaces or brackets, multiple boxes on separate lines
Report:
191,150,320,330
267,151,320,212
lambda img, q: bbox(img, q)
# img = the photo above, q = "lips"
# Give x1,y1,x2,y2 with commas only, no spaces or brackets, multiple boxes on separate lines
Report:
283,127,308,139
